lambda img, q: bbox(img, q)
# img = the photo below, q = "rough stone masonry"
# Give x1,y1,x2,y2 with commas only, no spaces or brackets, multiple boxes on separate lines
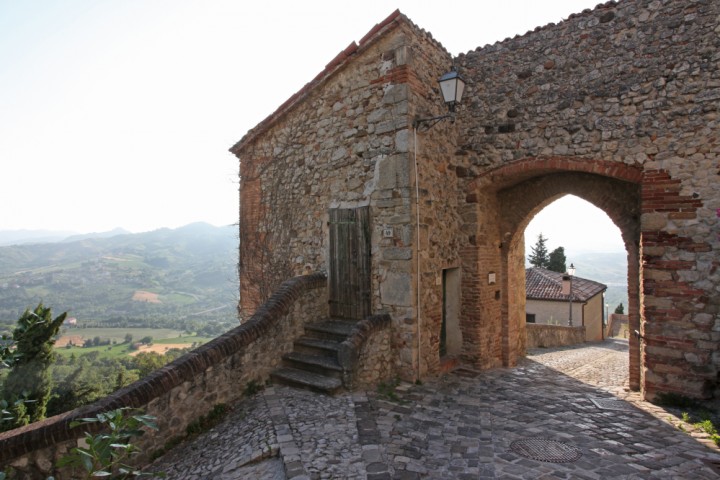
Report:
231,0,720,400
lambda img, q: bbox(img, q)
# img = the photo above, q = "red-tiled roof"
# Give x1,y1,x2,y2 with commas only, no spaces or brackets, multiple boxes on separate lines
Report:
525,267,606,302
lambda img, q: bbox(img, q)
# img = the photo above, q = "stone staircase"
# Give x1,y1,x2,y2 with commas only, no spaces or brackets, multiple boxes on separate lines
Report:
270,318,358,394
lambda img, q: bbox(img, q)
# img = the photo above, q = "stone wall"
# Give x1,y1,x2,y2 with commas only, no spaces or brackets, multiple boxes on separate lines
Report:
231,12,454,381
526,324,587,349
454,0,720,399
339,314,395,389
231,0,720,399
0,274,326,479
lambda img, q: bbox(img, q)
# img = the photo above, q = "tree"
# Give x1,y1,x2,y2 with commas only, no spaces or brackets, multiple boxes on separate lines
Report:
132,352,165,377
1,304,66,430
528,233,550,268
615,303,625,314
547,247,567,273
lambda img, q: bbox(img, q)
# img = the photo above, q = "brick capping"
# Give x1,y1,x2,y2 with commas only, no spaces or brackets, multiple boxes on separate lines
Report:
0,272,327,468
337,314,392,382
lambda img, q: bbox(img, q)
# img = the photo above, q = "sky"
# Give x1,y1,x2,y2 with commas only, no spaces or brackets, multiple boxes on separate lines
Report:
0,0,620,251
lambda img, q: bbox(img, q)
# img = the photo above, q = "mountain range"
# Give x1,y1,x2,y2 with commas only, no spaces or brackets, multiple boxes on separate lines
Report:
0,223,238,331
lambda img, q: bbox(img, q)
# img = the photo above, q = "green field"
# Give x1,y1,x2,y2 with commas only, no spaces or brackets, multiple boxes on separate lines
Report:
58,327,187,343
55,342,136,359
54,327,212,359
155,336,213,345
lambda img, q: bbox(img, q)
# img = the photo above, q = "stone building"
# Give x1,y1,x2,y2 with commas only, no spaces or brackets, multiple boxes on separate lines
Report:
525,267,607,342
231,0,720,400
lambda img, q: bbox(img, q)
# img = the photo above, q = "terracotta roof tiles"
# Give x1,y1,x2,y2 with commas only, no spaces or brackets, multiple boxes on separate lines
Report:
526,267,606,302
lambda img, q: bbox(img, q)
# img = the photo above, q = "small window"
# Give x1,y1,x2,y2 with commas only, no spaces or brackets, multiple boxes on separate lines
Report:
526,314,536,323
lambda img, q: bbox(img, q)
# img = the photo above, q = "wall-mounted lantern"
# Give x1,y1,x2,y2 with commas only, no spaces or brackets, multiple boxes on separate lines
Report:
438,66,466,113
413,66,466,130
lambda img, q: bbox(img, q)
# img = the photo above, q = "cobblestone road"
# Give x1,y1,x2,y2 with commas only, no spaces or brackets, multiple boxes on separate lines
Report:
149,339,720,479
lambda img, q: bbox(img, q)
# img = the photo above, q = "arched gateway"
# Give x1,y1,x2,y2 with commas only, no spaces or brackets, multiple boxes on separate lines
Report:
232,1,720,400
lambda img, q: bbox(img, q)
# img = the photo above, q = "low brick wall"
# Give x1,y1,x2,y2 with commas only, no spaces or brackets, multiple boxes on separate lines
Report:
0,273,327,479
526,324,586,349
338,314,394,389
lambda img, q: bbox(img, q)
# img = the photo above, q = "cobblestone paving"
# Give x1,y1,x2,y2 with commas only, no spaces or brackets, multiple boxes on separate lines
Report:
149,339,720,479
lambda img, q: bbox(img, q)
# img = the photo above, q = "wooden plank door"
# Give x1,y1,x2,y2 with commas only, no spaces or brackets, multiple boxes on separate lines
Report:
328,207,371,319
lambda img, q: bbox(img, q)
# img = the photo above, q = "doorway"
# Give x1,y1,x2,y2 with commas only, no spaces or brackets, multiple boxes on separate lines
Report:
441,267,462,358
328,206,371,320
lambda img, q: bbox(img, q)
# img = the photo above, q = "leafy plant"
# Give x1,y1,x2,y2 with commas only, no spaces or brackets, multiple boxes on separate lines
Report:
185,403,228,436
243,379,263,397
377,378,406,404
57,408,163,479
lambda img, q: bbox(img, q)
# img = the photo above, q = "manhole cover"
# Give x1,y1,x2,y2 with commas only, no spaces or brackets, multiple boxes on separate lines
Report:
510,438,582,463
589,397,636,411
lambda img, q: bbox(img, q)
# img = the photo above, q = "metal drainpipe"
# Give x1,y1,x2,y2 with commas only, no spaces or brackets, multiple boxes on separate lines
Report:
413,127,422,383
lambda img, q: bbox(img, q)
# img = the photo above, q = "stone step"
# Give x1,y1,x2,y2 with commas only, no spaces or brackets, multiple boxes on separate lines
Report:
304,319,358,341
270,367,343,394
294,337,342,356
283,351,343,378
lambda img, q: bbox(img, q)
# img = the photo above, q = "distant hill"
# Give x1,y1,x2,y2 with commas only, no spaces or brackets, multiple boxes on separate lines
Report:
62,227,132,243
0,223,239,331
567,251,628,313
0,229,79,246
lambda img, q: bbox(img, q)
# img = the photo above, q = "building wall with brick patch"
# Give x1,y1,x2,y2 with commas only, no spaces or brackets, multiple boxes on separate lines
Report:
233,0,720,399
454,0,719,399
231,12,454,379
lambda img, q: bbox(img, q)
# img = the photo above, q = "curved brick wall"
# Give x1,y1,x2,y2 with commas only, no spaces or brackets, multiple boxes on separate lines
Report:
0,272,327,478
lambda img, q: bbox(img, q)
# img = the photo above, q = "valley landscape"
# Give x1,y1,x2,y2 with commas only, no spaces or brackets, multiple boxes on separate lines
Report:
0,223,239,348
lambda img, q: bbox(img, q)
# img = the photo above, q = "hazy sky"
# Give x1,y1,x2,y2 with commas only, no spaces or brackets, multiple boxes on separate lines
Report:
1,0,619,250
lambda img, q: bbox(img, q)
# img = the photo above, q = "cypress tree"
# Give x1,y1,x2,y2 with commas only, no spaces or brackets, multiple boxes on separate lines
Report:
1,304,66,430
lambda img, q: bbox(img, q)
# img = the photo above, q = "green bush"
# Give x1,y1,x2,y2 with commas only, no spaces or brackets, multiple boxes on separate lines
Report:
56,408,163,479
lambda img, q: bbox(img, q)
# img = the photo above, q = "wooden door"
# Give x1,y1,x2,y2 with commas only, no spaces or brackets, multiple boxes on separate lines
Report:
328,207,371,319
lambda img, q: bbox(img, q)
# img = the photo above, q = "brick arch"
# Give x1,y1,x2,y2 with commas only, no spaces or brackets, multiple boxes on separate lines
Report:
472,158,643,390
481,157,644,190
497,171,640,253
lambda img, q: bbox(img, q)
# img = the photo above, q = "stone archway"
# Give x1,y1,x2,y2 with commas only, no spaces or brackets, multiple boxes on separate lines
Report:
469,158,643,391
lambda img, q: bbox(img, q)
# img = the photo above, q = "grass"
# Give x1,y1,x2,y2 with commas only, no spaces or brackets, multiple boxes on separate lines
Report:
57,327,186,343
55,343,133,359
154,335,212,345
53,328,208,360
162,293,197,305
654,392,720,447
